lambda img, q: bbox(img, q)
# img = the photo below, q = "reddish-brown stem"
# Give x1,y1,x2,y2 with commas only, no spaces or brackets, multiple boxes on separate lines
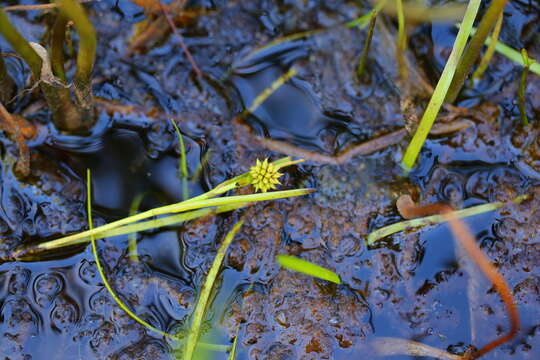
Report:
158,1,202,78
0,101,30,176
397,195,520,359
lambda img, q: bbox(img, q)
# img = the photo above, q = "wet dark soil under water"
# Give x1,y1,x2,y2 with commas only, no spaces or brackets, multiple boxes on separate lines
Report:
1,0,540,359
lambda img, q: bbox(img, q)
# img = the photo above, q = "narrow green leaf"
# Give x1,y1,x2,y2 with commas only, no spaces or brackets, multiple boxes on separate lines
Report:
472,12,504,81
228,336,238,360
276,255,341,284
367,195,530,245
183,220,244,360
465,25,540,76
87,169,230,355
402,0,481,169
31,188,313,253
170,119,189,199
87,169,176,340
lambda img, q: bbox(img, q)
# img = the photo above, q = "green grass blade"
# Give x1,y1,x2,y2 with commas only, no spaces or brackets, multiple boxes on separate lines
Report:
445,0,509,103
488,39,540,76
87,169,176,340
183,220,244,360
366,195,530,245
228,336,238,360
276,255,341,284
395,0,407,79
30,188,313,253
87,169,231,354
401,0,481,169
472,12,503,81
170,119,189,200
462,25,540,76
356,8,378,79
20,204,245,254
518,49,533,126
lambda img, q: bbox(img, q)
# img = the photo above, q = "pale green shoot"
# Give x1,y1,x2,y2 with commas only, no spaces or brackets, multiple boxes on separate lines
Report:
462,25,540,76
402,0,481,169
472,13,503,81
183,220,244,360
276,255,341,284
170,119,189,200
13,157,311,257
367,195,530,245
41,203,245,250
228,336,238,360
87,169,228,353
24,188,311,254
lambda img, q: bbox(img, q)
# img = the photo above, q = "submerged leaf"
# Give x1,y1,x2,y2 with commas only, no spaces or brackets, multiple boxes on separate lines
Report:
276,255,341,284
183,220,244,360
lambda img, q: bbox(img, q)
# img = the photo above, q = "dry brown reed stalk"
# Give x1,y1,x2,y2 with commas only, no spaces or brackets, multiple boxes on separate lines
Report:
397,194,520,359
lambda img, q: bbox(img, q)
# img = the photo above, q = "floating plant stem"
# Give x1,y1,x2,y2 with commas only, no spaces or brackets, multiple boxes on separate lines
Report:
446,0,509,103
276,255,341,284
401,0,481,169
518,49,535,127
472,12,503,82
367,194,529,245
183,220,244,360
65,203,247,250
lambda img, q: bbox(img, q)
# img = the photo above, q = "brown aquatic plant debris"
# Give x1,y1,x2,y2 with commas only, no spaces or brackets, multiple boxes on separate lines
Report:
127,0,204,61
130,0,165,13
396,194,520,359
235,118,472,165
157,0,202,78
0,102,30,177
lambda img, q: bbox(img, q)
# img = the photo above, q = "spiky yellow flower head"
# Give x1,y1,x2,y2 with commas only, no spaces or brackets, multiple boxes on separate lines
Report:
249,158,283,193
